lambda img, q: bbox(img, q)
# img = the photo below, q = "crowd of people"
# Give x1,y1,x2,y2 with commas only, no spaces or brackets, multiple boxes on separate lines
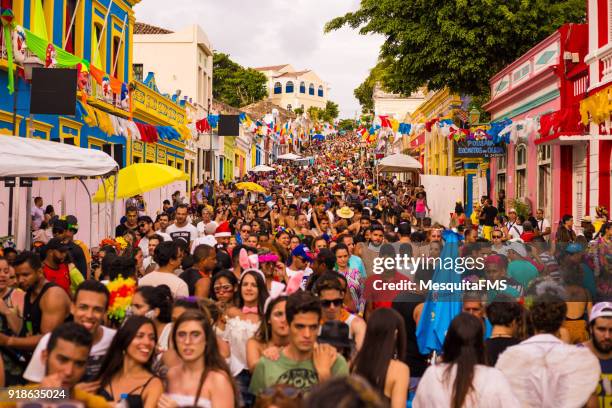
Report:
0,132,610,407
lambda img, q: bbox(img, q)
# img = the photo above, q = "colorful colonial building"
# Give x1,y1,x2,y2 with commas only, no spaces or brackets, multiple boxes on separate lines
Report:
0,0,189,171
484,23,591,228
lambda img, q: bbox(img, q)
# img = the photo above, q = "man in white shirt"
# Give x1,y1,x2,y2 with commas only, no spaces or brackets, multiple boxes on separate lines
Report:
496,293,600,408
31,197,45,231
139,241,188,299
505,208,523,241
166,204,198,247
138,216,171,257
535,208,551,240
24,280,116,387
196,208,218,237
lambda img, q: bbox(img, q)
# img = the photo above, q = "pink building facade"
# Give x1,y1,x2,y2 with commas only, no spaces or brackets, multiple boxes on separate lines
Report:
484,24,590,230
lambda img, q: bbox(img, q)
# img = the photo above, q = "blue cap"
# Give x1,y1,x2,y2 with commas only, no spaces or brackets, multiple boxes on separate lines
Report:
291,244,314,262
565,242,584,254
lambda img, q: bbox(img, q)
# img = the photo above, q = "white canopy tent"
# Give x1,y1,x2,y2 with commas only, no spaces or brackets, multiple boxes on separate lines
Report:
376,153,422,190
277,153,302,161
0,135,118,249
0,134,118,177
249,164,275,173
376,153,423,172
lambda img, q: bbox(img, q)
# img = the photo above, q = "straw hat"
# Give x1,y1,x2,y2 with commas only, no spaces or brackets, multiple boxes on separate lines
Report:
336,206,355,219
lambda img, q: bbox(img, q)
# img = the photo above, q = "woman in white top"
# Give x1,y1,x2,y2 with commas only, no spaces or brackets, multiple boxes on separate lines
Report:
158,310,236,408
414,313,520,408
223,265,269,406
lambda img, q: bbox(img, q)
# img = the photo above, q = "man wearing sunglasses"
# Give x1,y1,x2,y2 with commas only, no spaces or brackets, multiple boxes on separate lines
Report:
315,276,366,351
286,245,315,290
137,216,171,257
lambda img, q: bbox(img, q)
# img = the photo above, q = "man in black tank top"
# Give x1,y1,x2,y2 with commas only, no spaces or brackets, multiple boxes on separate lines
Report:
0,252,70,354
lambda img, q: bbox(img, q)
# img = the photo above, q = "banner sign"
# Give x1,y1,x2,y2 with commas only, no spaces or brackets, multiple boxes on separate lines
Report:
453,139,506,158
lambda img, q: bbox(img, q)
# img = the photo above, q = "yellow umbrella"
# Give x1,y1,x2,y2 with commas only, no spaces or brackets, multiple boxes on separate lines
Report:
93,163,188,203
235,182,266,193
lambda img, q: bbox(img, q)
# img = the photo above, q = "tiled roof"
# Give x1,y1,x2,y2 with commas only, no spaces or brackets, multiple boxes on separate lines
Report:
212,99,243,115
241,100,296,122
273,70,311,79
134,22,173,35
253,64,290,72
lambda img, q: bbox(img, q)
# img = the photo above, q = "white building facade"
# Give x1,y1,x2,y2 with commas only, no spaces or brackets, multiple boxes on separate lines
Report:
254,64,330,111
133,23,215,183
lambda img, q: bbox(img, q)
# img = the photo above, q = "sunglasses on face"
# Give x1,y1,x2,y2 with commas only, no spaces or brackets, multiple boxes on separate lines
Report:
492,234,503,239
321,298,343,308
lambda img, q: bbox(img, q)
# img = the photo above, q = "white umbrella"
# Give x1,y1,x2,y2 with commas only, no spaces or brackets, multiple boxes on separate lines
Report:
249,164,275,173
277,153,303,161
376,153,422,172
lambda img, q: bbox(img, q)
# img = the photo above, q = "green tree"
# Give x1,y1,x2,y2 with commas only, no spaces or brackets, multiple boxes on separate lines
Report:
213,53,268,107
294,107,304,116
323,101,339,122
338,119,356,131
326,0,585,98
307,106,323,122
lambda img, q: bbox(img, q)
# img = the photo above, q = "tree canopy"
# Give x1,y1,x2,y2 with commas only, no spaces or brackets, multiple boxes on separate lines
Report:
307,101,340,123
213,53,268,107
326,0,585,102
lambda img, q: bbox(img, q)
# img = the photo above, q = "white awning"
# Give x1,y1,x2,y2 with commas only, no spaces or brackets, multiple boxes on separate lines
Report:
249,164,275,173
377,153,422,172
277,153,302,161
0,134,118,178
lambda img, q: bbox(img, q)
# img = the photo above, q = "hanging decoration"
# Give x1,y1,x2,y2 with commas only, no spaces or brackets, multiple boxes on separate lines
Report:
1,7,15,94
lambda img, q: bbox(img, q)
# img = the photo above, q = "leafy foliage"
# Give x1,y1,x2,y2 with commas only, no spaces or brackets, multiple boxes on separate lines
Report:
307,101,340,123
326,0,585,99
338,119,357,131
213,53,268,107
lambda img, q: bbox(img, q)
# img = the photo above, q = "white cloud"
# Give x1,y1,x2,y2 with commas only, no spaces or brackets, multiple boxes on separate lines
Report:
133,0,384,117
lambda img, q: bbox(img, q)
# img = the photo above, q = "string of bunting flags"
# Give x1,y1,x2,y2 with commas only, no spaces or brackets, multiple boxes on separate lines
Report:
194,112,336,146
354,112,574,152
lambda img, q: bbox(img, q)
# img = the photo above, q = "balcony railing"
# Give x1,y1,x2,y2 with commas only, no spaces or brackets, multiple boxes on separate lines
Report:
601,48,612,84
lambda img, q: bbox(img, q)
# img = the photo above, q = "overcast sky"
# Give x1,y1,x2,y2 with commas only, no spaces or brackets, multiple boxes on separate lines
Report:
133,0,384,118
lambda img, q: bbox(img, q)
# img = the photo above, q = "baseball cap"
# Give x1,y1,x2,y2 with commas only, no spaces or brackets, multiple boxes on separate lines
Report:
507,242,527,258
565,242,584,254
64,215,79,231
46,237,69,251
590,302,612,323
291,244,314,262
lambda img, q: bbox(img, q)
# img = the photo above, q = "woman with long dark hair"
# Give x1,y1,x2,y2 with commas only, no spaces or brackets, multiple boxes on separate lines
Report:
414,313,519,407
556,214,577,244
223,268,269,406
246,295,289,371
96,316,162,408
130,285,173,353
351,308,409,408
158,311,237,408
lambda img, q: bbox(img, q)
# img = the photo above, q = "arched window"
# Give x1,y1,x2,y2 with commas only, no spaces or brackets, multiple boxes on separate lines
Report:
515,144,527,198
274,82,282,94
318,85,324,97
309,83,315,95
300,82,306,93
286,81,294,93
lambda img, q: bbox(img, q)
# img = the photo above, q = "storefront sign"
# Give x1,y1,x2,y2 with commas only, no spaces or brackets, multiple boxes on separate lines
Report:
453,139,506,158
